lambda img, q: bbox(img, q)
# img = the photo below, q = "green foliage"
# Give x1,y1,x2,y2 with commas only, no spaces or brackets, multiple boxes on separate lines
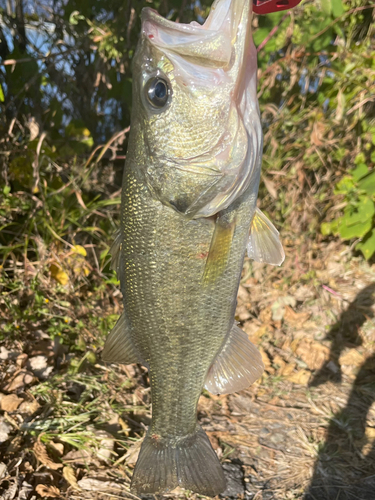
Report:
252,0,374,260
321,161,375,259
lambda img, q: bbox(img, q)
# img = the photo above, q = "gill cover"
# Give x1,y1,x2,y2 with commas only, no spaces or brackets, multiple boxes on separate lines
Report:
136,0,262,218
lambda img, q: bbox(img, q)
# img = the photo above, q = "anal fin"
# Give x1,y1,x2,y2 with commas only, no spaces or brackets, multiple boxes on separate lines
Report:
102,312,141,365
247,208,285,266
205,322,264,395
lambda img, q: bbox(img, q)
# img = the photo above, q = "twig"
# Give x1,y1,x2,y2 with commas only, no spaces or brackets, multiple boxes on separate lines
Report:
257,12,291,53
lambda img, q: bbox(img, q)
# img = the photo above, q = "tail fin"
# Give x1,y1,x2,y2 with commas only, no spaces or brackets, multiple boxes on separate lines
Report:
131,426,226,496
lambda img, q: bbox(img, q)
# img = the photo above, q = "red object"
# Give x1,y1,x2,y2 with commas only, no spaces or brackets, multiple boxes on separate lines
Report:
253,0,302,15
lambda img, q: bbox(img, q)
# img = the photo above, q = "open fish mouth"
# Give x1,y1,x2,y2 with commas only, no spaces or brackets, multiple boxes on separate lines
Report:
139,0,263,218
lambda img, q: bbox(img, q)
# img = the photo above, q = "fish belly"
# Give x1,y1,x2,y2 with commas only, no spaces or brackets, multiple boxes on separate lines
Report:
118,161,258,495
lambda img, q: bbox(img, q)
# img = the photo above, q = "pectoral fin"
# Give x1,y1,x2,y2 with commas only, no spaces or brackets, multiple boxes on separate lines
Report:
205,323,264,395
202,214,236,285
247,208,285,266
102,312,141,365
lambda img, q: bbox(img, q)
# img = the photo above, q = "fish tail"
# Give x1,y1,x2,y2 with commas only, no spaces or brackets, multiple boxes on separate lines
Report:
131,426,226,496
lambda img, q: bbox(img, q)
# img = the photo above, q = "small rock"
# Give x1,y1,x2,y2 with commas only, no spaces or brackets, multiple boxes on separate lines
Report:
220,462,246,498
16,353,28,368
2,370,34,392
18,400,40,416
0,394,23,412
27,356,53,379
0,347,9,360
0,418,12,443
0,462,7,479
19,481,33,500
88,427,115,464
49,441,64,457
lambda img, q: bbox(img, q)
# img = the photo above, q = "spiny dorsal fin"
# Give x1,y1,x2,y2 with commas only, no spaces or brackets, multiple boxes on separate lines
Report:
110,229,122,276
247,208,285,266
205,322,264,395
102,312,140,365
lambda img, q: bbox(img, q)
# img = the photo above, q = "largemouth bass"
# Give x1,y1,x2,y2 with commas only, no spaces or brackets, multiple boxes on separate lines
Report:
103,0,284,495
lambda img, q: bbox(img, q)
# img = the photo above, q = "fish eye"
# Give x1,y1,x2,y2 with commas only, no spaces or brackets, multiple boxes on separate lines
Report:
145,77,171,109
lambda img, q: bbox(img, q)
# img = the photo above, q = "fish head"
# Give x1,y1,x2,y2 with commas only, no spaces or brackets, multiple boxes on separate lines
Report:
130,0,262,218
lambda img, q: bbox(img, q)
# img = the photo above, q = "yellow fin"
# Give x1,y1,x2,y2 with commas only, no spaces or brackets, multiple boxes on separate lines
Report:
248,208,285,266
203,215,236,285
205,322,264,395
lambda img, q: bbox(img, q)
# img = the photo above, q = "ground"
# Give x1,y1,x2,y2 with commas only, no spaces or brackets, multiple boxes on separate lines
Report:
1,213,375,500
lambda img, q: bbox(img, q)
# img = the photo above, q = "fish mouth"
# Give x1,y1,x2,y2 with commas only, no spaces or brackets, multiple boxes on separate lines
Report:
141,1,262,218
141,0,253,69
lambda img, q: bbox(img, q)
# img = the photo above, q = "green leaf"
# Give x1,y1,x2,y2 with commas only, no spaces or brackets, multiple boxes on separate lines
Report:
354,153,366,165
334,176,354,194
358,171,375,196
322,0,331,16
253,28,271,47
331,0,344,18
69,10,85,25
338,197,374,239
356,230,375,260
321,219,340,236
0,84,4,102
351,163,368,181
339,218,372,239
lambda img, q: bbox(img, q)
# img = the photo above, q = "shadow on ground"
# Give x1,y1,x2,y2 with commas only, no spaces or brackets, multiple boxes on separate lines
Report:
305,283,375,500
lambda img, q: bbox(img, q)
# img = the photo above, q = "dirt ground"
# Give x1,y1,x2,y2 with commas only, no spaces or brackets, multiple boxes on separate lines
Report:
1,235,375,500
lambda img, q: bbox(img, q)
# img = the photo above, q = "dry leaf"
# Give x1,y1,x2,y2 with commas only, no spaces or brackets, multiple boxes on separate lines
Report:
78,477,123,492
63,466,81,491
271,296,297,322
35,484,60,498
286,369,311,385
259,306,272,324
283,306,311,326
245,323,272,345
263,175,277,199
124,439,142,465
295,339,330,371
50,263,69,285
272,354,286,372
33,440,62,469
62,448,93,464
365,427,375,440
259,348,274,374
310,121,325,146
118,417,130,436
0,394,22,412
280,362,296,377
339,349,365,367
